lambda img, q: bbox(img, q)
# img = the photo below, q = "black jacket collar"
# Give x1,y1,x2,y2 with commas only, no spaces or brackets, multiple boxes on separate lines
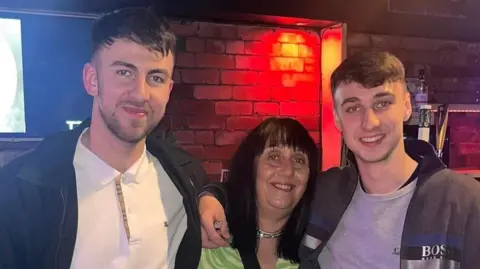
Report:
16,118,183,187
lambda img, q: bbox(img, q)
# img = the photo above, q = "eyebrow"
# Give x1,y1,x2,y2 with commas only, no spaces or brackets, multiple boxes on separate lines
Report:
340,92,395,107
110,61,171,77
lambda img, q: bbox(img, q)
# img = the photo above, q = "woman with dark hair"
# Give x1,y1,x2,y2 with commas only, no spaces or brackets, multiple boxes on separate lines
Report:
199,117,319,269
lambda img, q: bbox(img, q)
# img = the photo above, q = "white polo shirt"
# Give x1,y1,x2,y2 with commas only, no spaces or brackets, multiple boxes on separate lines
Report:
70,130,187,269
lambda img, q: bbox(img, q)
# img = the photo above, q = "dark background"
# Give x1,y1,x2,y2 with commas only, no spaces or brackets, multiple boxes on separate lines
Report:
1,0,479,41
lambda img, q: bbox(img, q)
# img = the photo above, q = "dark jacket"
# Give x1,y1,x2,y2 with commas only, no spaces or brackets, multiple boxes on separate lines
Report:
298,139,480,269
0,120,207,269
206,139,480,269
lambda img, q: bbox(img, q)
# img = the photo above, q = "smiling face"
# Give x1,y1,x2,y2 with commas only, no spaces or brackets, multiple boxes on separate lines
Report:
334,81,412,163
83,39,174,144
255,146,310,215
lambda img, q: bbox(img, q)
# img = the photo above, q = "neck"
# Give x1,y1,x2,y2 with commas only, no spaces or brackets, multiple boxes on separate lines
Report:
255,212,289,268
83,116,145,173
257,211,288,234
356,141,418,194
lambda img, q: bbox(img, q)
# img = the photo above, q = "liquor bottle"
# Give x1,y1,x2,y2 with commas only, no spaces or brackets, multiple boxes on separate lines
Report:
415,69,428,105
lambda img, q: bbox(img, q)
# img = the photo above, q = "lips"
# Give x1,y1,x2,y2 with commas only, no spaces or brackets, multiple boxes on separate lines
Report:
123,106,147,117
271,183,295,192
360,134,384,142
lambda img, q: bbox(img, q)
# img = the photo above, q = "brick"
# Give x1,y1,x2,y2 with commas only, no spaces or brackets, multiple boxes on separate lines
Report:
165,100,176,115
347,33,371,47
215,131,248,146
202,161,223,175
171,84,194,99
254,102,279,115
370,34,403,49
297,117,320,130
173,70,181,83
194,86,232,100
401,37,435,51
271,87,295,101
235,56,269,71
226,116,263,130
232,86,270,101
198,23,238,39
237,26,274,41
309,131,321,144
195,131,214,145
207,175,220,182
175,100,215,115
205,39,226,53
176,53,195,67
221,71,258,85
271,86,320,101
195,53,235,69
174,130,194,144
171,115,189,129
181,69,219,84
188,115,226,129
270,57,304,72
170,21,198,36
280,102,319,116
182,145,204,159
215,101,253,115
203,145,238,160
291,86,321,102
226,41,245,54
244,41,264,55
280,43,299,57
186,38,205,52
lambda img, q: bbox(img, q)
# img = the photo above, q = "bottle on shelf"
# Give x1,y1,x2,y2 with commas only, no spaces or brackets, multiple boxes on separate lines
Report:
415,69,429,105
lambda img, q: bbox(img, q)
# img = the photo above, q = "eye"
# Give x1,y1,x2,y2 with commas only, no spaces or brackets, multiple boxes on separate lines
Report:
149,74,166,85
267,154,280,161
375,101,391,110
294,157,306,164
345,106,360,113
116,69,132,77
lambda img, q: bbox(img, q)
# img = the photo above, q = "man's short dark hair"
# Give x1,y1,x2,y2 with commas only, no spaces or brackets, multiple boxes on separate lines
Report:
91,7,176,59
330,51,406,98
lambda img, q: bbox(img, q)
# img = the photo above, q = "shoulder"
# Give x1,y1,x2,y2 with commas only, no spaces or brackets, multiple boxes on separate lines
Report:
422,168,480,208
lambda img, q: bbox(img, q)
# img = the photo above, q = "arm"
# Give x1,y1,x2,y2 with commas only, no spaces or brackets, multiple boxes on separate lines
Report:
462,197,480,268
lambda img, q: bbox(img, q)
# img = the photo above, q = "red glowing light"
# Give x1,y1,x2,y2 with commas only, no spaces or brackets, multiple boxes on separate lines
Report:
321,26,344,170
244,27,344,170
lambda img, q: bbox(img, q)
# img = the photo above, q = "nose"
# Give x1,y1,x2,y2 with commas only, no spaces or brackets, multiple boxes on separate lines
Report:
361,108,380,131
132,77,150,100
278,159,294,177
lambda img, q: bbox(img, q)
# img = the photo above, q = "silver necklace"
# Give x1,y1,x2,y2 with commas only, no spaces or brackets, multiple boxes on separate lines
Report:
256,228,284,239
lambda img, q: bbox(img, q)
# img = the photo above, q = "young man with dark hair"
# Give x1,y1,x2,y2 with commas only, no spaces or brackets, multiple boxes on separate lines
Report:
199,51,480,269
0,7,206,269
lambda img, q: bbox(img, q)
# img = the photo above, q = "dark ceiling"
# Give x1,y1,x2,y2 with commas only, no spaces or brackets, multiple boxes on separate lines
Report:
1,0,479,42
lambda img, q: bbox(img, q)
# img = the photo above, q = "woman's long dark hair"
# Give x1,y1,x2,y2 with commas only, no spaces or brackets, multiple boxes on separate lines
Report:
225,117,319,263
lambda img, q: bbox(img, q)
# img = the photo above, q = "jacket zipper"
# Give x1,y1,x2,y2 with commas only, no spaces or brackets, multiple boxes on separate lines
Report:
55,188,67,269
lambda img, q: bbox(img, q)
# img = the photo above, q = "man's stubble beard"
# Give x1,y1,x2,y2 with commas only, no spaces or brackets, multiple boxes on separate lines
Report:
97,86,153,145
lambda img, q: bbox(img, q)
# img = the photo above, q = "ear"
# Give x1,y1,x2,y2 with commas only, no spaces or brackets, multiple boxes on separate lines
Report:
168,79,174,94
83,62,99,97
403,91,412,122
334,108,343,132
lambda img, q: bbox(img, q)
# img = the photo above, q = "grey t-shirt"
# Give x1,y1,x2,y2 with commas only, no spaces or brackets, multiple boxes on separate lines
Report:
318,179,416,269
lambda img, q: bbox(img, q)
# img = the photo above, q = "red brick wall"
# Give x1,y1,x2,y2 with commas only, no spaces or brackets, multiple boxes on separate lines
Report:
162,21,322,180
348,32,480,169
